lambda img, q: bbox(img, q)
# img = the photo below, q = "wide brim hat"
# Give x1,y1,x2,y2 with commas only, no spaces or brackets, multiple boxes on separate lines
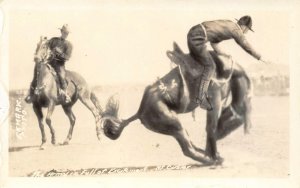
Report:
58,24,70,33
235,16,254,32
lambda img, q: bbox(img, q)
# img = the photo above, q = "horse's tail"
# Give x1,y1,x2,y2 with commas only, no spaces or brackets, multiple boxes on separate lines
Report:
90,91,103,116
100,95,139,140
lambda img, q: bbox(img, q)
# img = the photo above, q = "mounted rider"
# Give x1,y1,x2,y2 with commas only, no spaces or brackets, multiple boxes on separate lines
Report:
187,15,269,110
25,24,73,103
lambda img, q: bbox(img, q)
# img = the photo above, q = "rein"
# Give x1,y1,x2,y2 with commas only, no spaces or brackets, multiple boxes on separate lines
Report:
34,84,46,92
33,38,56,94
34,59,55,94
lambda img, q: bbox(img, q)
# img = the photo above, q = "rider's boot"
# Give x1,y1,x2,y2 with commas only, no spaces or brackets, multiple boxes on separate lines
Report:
24,95,32,103
60,89,71,103
24,86,34,104
58,75,71,103
64,92,71,103
196,79,213,111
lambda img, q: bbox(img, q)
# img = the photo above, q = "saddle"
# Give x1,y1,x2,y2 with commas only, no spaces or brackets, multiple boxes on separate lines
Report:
166,42,239,80
45,63,70,96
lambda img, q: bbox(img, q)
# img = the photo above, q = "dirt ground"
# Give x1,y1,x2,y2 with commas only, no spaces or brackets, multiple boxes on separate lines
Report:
8,88,289,178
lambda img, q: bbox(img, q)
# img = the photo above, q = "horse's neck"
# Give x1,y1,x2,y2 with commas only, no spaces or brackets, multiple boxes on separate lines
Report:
37,65,57,91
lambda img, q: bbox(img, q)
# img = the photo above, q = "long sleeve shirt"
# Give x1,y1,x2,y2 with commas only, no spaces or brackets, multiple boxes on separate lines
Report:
47,37,73,61
202,20,261,60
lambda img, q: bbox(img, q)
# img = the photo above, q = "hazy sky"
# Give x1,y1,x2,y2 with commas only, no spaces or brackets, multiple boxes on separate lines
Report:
4,1,290,89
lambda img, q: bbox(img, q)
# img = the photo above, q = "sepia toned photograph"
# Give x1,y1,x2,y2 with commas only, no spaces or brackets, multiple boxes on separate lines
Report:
1,0,300,187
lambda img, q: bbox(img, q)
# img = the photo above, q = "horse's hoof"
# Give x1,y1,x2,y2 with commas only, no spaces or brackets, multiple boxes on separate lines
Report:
244,129,250,135
62,141,69,145
51,140,56,145
214,156,224,166
40,145,46,150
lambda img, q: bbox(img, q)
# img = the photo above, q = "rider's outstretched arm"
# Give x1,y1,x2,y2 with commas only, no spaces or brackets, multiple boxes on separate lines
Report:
234,33,271,64
233,30,261,61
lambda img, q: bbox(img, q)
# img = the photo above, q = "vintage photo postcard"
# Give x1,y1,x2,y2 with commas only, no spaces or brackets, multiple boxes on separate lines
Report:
1,0,300,187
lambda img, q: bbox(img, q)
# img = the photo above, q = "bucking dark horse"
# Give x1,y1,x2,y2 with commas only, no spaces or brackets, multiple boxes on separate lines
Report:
100,42,252,165
31,37,103,149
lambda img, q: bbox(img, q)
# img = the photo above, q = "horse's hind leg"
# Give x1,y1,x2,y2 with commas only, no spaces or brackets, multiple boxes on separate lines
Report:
173,129,217,165
79,92,101,139
143,101,215,165
62,105,76,145
45,101,56,145
205,88,223,161
33,104,46,149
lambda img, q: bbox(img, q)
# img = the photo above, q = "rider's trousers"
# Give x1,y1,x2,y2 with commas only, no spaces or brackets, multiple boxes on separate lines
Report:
50,60,67,90
50,61,67,90
29,60,67,95
187,24,215,85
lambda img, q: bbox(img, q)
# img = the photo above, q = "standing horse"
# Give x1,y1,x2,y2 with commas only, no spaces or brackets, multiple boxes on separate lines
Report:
100,42,252,165
31,36,103,149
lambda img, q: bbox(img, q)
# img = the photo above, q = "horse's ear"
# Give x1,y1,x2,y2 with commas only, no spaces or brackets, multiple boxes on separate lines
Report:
39,36,47,41
173,42,183,53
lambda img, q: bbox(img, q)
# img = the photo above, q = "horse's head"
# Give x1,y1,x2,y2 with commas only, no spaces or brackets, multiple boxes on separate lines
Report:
34,36,51,64
33,36,53,95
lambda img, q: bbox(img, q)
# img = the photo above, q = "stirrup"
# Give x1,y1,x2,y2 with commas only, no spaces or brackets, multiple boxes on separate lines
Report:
59,89,71,103
65,94,71,103
196,94,213,111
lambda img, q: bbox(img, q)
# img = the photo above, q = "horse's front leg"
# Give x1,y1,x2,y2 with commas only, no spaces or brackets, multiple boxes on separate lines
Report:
45,101,56,145
205,89,223,162
62,105,76,145
33,104,46,149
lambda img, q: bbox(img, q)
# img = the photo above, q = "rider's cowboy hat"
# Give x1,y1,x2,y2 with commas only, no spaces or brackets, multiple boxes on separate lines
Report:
58,24,70,33
235,15,254,32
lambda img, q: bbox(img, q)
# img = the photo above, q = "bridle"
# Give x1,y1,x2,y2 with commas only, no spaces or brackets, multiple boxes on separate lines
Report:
34,37,52,95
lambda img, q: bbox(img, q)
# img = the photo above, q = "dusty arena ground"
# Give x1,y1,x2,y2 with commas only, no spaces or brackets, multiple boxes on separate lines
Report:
8,87,289,178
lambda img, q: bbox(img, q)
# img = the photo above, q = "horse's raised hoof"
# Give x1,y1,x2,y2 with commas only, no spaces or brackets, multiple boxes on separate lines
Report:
103,119,122,140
